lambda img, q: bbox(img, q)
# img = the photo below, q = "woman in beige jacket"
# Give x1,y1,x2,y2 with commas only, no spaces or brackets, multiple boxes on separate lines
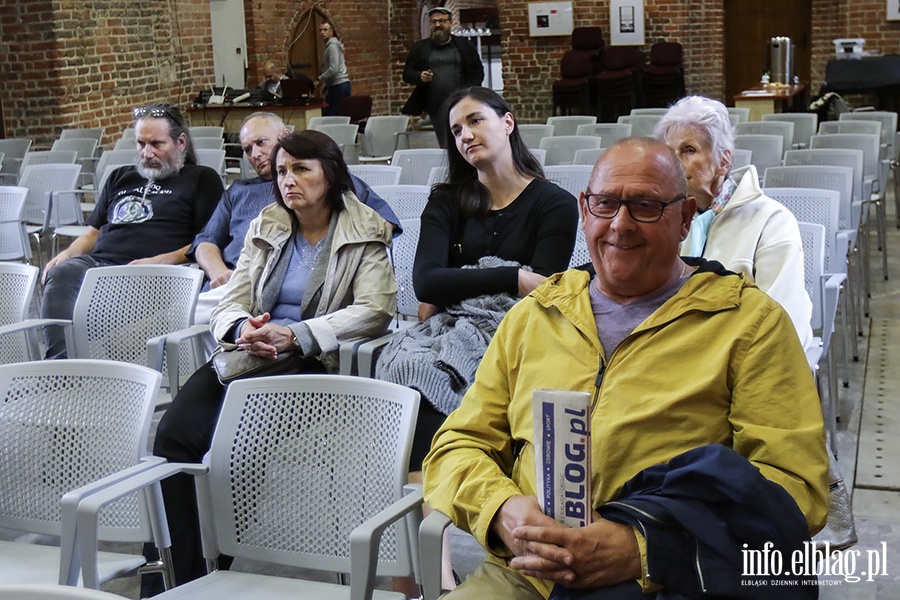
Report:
141,130,396,595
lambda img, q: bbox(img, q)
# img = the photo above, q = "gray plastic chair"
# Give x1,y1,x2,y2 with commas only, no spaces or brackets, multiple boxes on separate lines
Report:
0,186,32,263
59,128,104,144
572,147,606,166
735,121,795,156
348,164,402,187
391,149,446,186
630,108,668,116
734,134,784,175
195,148,227,185
189,126,225,139
192,137,225,150
819,120,882,138
372,185,430,220
0,139,33,184
568,223,591,269
762,113,818,149
0,359,167,589
730,148,752,171
18,163,82,268
543,165,593,198
18,151,77,180
0,261,39,363
546,116,597,137
358,116,410,163
616,114,662,138
307,115,351,129
518,124,555,149
539,135,602,166
74,375,422,598
840,110,897,157
0,584,129,599
727,107,750,124
577,122,631,145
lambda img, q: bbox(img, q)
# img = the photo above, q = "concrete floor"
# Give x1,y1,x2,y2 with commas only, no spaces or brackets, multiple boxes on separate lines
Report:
4,143,900,598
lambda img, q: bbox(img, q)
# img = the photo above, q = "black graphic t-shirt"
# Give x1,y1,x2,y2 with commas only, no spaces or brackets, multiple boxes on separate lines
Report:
88,164,223,263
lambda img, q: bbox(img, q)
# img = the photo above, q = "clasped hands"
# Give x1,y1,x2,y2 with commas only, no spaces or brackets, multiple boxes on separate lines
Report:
236,312,297,360
494,495,641,589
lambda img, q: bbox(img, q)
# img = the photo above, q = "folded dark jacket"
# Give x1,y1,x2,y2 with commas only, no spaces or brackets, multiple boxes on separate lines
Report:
550,444,817,600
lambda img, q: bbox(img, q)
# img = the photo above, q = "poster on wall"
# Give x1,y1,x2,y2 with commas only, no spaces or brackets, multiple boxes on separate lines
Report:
889,0,900,20
610,0,645,45
527,2,574,37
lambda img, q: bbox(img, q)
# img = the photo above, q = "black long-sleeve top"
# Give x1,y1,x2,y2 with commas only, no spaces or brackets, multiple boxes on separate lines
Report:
413,178,578,306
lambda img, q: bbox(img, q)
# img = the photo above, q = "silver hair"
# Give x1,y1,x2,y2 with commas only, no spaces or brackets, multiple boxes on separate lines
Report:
240,111,287,131
653,96,734,169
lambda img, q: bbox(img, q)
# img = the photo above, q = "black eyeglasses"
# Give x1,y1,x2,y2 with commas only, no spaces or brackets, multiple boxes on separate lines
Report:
584,193,685,223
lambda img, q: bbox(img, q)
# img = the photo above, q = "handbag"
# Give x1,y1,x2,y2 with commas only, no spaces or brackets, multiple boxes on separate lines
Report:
211,347,313,385
812,449,858,551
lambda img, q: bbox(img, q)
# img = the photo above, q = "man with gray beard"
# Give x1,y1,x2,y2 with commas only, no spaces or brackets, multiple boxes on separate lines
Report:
39,103,223,358
402,6,484,147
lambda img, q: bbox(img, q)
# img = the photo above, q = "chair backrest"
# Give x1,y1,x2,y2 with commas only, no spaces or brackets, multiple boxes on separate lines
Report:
727,107,750,124
519,124,555,149
347,164,402,187
391,149,447,185
559,51,593,79
69,265,204,364
796,222,827,333
539,135,603,166
0,359,160,539
546,116,597,137
734,134,784,173
783,148,864,204
762,113,818,148
764,187,841,273
393,218,420,318
809,133,880,183
0,139,33,178
93,149,136,192
572,147,606,165
19,151,77,179
0,261,39,363
119,128,136,141
18,163,82,229
361,116,409,159
735,121,794,153
113,138,135,151
307,116,352,129
195,148,227,175
731,148,752,170
50,138,98,161
59,127,104,143
840,110,898,153
191,137,225,150
762,166,855,231
615,114,661,137
649,41,682,66
630,108,668,116
0,187,31,262
189,126,224,139
372,185,430,221
530,148,547,165
578,122,632,145
336,95,373,124
568,223,591,269
427,165,449,187
818,120,881,138
311,123,359,148
543,165,593,198
202,375,419,575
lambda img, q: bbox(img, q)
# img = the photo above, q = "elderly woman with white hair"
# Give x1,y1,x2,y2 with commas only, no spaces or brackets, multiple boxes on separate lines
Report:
654,95,814,353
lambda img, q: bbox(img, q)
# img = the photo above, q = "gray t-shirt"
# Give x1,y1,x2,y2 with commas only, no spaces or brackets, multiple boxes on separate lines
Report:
589,270,691,359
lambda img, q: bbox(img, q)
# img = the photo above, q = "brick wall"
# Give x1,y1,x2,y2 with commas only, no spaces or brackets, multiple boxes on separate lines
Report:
0,0,213,146
3,1,900,145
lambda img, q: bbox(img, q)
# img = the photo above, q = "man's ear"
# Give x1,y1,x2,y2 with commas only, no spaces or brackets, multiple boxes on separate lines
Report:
280,128,292,139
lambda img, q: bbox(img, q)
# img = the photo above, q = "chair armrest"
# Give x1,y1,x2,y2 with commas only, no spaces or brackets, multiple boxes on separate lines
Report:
59,456,166,585
0,318,74,358
805,340,823,376
419,509,454,600
162,324,213,393
349,485,425,600
821,272,845,346
76,461,208,589
356,331,401,378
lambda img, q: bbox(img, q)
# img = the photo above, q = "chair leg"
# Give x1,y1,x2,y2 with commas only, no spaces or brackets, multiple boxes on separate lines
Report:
842,258,861,362
876,196,889,280
824,340,840,449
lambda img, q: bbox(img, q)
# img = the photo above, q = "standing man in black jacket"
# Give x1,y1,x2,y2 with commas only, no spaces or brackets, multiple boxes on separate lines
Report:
402,6,484,147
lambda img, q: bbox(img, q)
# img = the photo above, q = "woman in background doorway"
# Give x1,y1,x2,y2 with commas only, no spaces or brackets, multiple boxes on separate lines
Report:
317,20,351,116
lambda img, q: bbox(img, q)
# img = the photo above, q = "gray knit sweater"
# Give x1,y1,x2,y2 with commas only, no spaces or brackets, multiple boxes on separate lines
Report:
375,257,524,415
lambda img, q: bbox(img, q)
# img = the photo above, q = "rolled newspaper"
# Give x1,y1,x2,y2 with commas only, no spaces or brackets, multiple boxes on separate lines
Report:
532,389,592,528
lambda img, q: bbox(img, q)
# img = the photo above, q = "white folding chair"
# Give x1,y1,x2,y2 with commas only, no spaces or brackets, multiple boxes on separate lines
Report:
0,261,39,363
357,116,410,163
18,163,83,268
192,137,225,150
616,114,662,137
59,127,104,144
312,123,360,163
307,115,351,129
74,375,422,598
735,121,795,156
427,165,448,187
518,124,555,149
730,148,752,171
762,113,818,148
576,123,631,145
18,151,77,181
539,136,603,166
572,147,606,166
569,223,591,269
543,165,593,198
734,134,784,175
0,139,33,184
50,139,98,187
0,186,32,263
189,126,224,139
546,116,597,137
630,108,668,116
195,149,227,185
727,107,750,124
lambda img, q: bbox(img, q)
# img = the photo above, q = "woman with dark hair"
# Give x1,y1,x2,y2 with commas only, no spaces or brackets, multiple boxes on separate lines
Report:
375,85,578,594
142,130,396,596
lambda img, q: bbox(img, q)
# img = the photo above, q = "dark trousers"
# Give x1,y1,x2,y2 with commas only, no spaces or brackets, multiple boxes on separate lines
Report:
323,81,352,116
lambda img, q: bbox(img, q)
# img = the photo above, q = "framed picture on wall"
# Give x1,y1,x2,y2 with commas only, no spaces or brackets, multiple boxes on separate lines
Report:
610,0,645,45
889,0,900,20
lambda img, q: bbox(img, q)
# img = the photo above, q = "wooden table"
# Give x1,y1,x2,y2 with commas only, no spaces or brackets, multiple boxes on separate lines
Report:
187,102,324,134
734,84,806,121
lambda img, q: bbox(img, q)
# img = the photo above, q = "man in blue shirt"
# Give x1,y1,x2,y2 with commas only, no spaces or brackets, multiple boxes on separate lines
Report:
189,111,401,322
